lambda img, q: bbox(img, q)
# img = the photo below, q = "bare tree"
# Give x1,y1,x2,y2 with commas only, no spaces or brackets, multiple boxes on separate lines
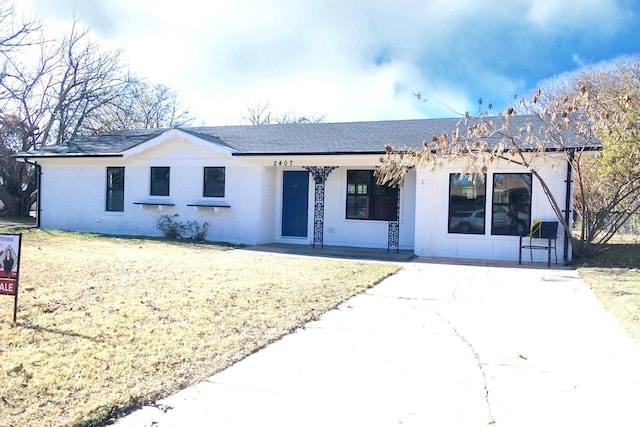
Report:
0,22,128,215
243,100,324,125
1,22,128,149
0,0,38,53
378,57,640,257
274,110,325,124
376,99,590,254
0,115,36,216
242,100,273,125
0,14,196,216
87,78,195,132
0,1,40,216
537,56,640,250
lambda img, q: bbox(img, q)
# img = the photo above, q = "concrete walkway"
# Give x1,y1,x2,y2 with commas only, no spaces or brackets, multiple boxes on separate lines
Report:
115,261,640,426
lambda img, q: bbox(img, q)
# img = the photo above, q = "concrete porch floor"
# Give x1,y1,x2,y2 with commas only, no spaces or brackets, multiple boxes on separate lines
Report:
241,243,572,269
241,243,416,262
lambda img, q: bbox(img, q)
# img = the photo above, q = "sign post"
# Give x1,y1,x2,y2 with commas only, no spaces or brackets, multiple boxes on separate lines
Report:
0,234,22,323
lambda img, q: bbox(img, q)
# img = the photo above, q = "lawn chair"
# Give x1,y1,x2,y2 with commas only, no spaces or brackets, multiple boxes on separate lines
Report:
518,220,558,267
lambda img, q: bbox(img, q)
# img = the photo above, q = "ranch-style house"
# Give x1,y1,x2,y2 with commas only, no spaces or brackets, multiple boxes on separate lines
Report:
17,116,576,263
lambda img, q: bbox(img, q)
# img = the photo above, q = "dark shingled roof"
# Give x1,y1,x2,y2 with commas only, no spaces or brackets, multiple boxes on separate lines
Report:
187,118,468,155
16,115,597,158
17,129,168,157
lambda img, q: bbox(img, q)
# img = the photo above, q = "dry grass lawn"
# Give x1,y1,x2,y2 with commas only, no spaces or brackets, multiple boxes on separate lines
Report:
576,237,640,346
0,227,400,426
580,267,640,344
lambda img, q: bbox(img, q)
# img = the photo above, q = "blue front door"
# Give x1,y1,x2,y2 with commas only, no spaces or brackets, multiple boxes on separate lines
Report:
282,171,309,237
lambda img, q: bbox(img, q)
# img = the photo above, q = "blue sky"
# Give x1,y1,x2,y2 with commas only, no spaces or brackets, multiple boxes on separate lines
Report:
15,0,640,126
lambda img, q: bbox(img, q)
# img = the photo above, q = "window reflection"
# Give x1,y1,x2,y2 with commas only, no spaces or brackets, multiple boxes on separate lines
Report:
491,173,532,236
448,174,486,234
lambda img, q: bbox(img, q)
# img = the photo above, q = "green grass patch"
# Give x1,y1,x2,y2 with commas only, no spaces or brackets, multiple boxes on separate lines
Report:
0,227,399,426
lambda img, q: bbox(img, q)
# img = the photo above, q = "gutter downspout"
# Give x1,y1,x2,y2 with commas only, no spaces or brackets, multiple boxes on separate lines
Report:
22,159,42,229
563,150,574,265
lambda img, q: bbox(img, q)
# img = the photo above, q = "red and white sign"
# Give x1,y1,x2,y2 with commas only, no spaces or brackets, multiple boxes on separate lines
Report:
0,279,15,295
0,234,20,297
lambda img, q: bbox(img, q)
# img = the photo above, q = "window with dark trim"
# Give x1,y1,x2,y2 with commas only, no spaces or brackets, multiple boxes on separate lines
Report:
150,167,170,196
106,167,125,212
346,170,398,220
491,173,532,236
203,167,225,197
448,174,486,234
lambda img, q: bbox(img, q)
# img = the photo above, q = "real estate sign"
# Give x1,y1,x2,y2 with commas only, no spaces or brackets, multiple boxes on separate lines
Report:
0,234,22,322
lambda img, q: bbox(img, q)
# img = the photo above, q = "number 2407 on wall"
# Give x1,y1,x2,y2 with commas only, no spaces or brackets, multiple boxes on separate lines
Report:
273,160,293,166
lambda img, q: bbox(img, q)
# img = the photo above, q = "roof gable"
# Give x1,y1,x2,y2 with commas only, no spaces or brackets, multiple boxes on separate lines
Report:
122,129,234,159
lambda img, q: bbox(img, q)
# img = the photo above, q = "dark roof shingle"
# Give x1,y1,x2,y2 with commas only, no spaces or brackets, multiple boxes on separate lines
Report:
16,116,597,158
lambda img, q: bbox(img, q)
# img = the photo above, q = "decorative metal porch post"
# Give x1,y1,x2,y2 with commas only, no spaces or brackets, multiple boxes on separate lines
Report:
388,185,400,253
304,166,338,248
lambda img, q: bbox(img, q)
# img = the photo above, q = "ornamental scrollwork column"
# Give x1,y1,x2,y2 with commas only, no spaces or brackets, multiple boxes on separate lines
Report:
388,185,400,253
304,166,338,248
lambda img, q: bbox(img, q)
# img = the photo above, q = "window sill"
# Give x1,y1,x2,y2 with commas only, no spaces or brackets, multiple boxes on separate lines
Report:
344,218,399,223
133,201,175,210
187,202,231,212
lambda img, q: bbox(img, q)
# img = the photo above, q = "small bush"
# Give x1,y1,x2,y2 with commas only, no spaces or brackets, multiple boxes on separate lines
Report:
156,214,185,239
157,214,209,241
186,219,209,241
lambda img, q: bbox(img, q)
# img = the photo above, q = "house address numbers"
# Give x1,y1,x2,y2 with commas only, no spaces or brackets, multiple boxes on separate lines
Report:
273,160,294,166
273,160,293,166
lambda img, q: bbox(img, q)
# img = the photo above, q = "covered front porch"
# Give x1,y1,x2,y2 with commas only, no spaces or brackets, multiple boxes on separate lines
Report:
242,242,416,262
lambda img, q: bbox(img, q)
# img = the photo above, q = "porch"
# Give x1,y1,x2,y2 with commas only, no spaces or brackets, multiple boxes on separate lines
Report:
243,243,416,263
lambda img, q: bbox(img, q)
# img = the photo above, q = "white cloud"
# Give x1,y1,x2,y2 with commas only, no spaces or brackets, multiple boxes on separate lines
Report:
107,0,482,124
524,0,630,34
572,54,587,68
13,0,639,126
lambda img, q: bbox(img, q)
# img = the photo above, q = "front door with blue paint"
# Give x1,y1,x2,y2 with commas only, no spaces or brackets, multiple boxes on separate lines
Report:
282,171,309,237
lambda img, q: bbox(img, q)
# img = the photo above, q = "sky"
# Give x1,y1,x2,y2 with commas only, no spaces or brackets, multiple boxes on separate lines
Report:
13,0,640,126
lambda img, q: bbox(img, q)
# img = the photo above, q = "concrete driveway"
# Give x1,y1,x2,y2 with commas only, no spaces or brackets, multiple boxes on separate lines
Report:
115,261,640,427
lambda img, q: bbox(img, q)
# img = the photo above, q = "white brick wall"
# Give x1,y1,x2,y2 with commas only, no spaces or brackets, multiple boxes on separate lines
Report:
319,168,416,250
257,167,277,244
37,136,270,245
413,155,571,262
39,149,420,250
34,131,573,261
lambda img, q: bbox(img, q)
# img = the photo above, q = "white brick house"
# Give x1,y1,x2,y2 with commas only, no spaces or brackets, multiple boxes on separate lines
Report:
17,117,576,263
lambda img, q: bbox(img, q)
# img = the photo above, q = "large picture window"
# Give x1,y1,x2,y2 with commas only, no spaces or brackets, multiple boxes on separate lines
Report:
150,167,170,196
448,174,486,234
203,167,225,197
491,173,532,236
106,167,125,212
346,170,398,220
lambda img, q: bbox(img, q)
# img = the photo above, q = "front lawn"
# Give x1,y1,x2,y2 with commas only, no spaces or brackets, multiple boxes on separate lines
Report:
0,228,399,426
576,238,640,345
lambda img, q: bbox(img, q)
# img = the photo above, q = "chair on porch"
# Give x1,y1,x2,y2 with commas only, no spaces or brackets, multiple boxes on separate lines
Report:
518,220,559,267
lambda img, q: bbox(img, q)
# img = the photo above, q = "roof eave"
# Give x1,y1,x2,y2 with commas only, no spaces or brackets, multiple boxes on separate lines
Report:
15,153,124,159
232,150,388,156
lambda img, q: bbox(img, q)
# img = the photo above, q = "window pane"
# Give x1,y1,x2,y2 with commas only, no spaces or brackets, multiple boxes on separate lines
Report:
448,174,486,234
371,194,398,220
346,170,398,220
106,167,125,212
150,167,170,196
204,167,225,197
491,173,532,236
346,195,368,219
347,171,370,194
